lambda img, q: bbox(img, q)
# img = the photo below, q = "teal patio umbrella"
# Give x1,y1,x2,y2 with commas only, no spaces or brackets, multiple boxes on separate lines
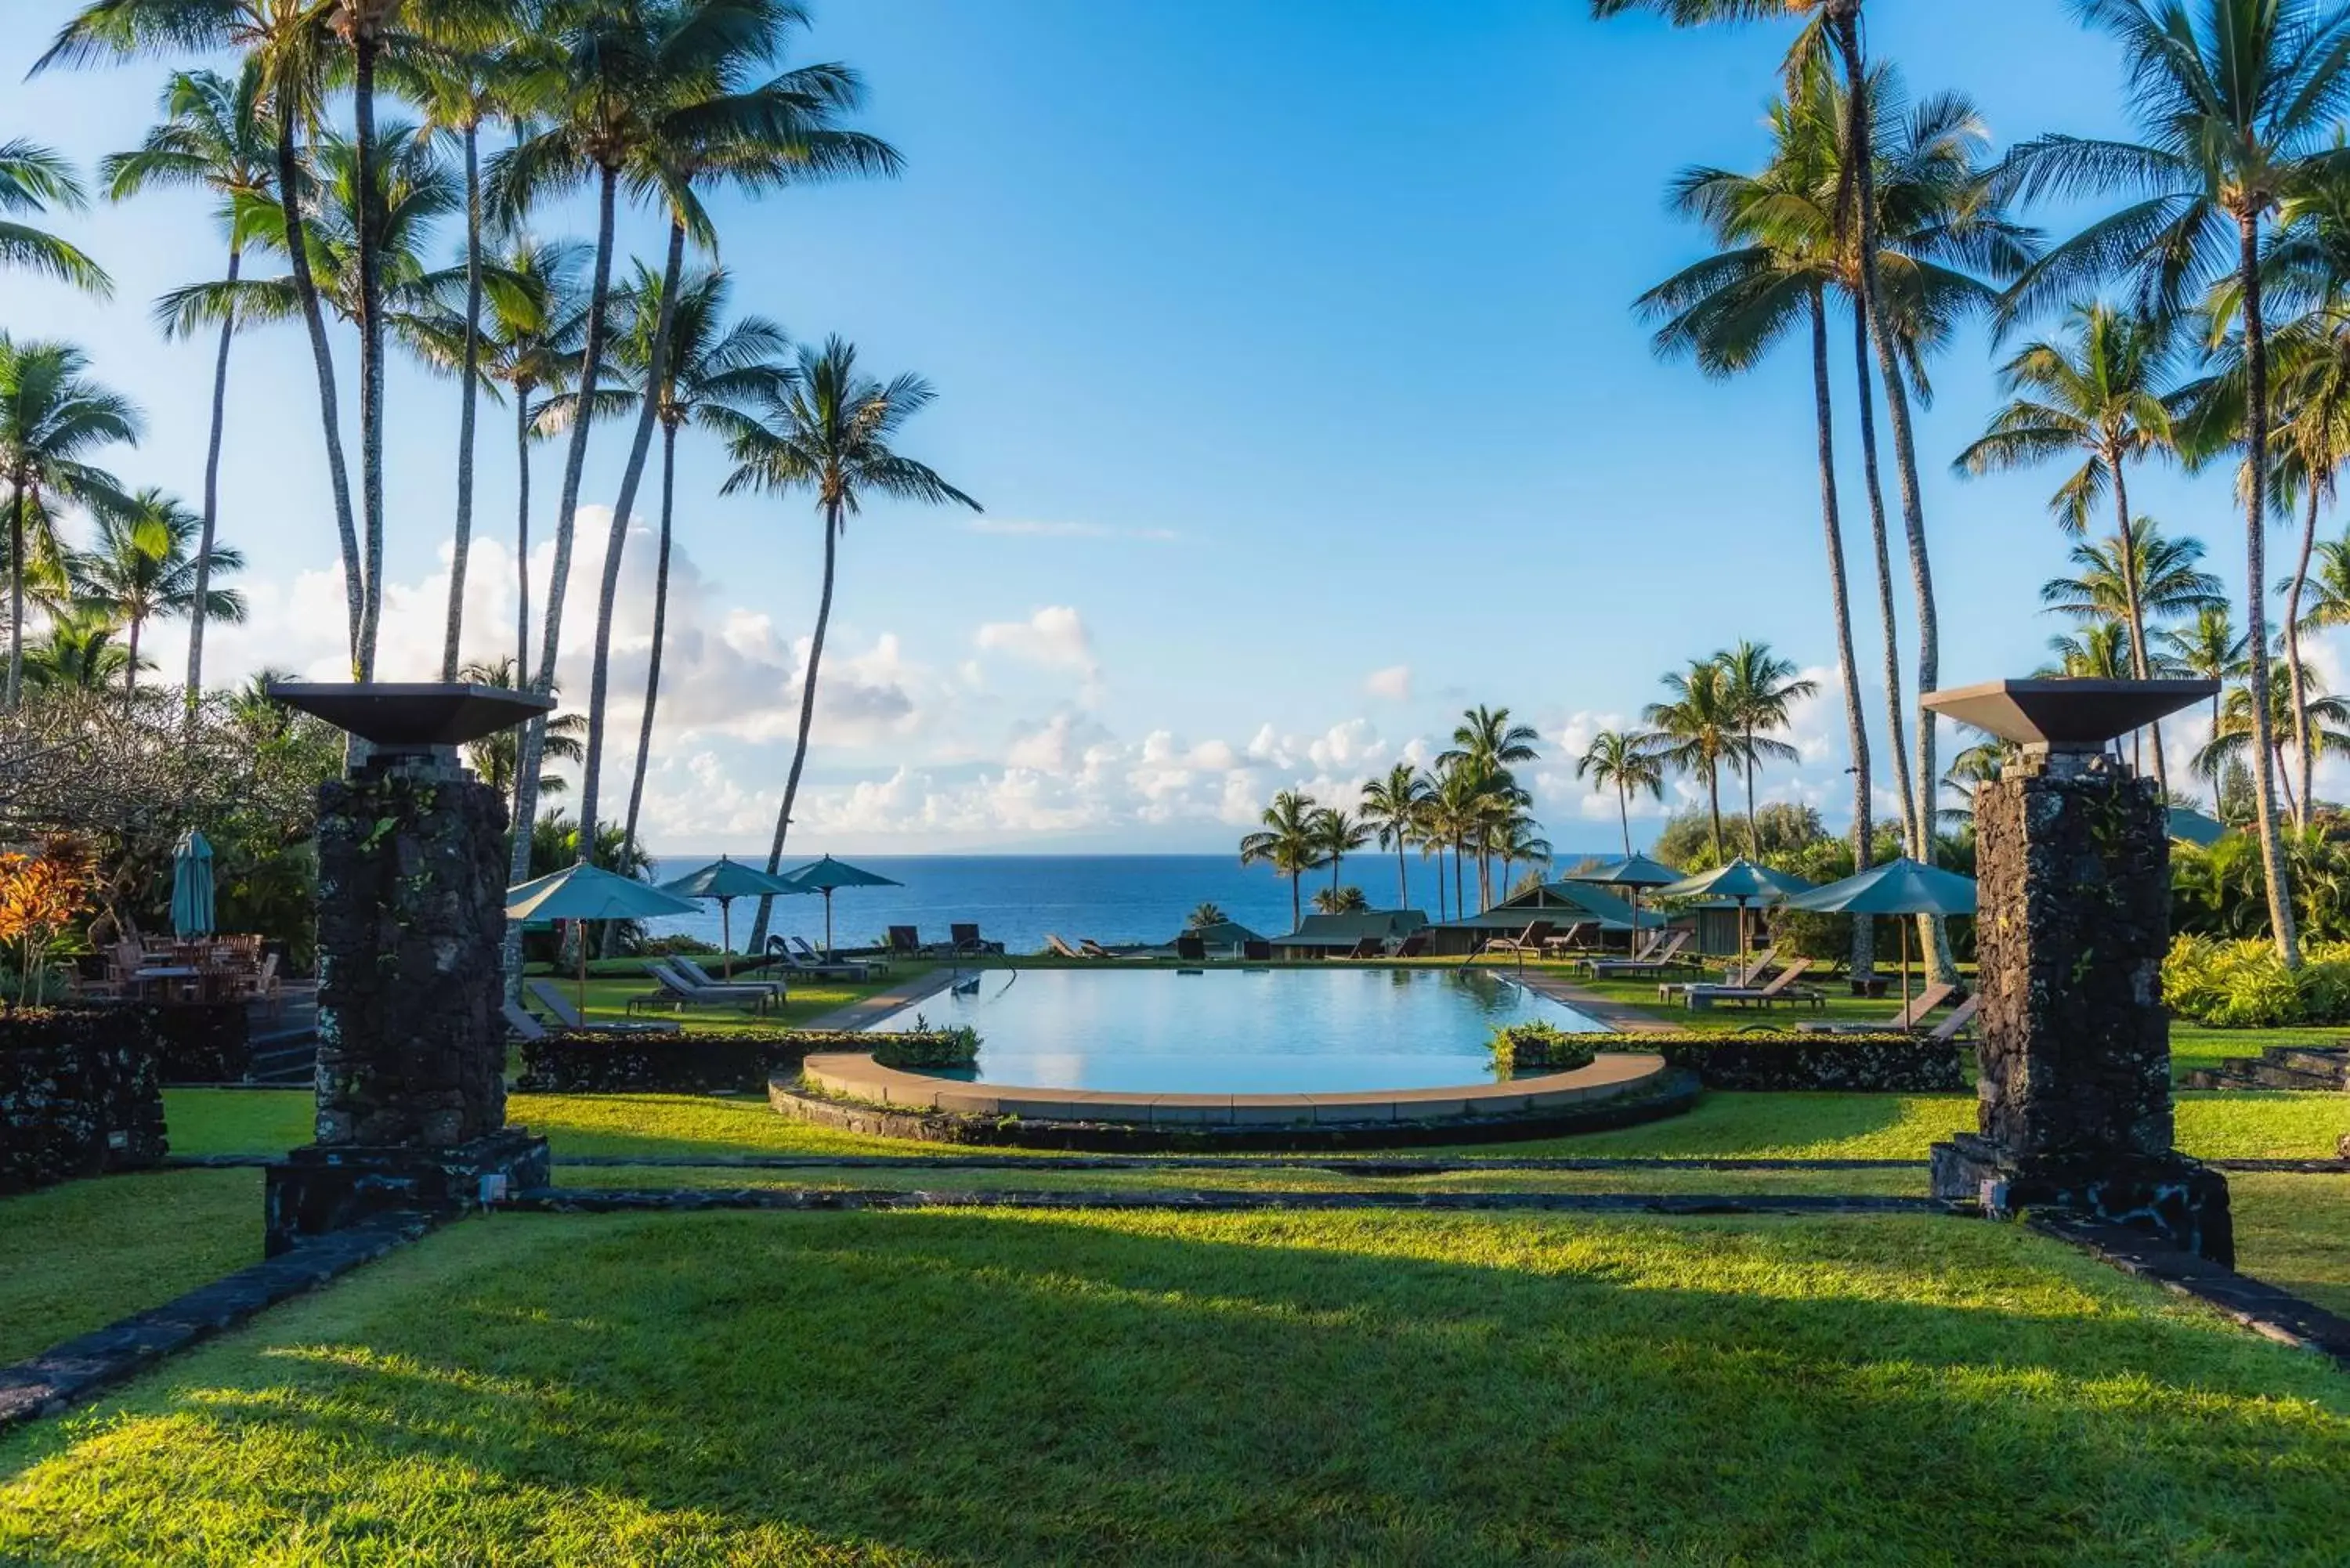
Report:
508,862,701,1009
1783,858,1977,1028
780,855,902,956
170,829,215,939
1654,858,1815,964
657,855,806,977
1561,853,1685,954
2167,806,2228,848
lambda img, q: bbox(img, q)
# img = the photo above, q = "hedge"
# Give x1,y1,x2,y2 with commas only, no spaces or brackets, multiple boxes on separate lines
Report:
1593,1031,1968,1093
516,1030,971,1094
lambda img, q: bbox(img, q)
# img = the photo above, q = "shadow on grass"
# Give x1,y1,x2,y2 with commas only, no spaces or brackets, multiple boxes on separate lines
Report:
5,1207,2348,1564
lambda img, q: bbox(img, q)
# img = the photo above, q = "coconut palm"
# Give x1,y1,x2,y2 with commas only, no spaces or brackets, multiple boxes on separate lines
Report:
456,656,584,805
42,1,364,676
1311,807,1372,898
1185,901,1227,930
1311,886,1369,916
0,140,111,299
2195,660,2350,822
1494,812,1553,900
1956,302,2184,791
2159,603,2251,787
1643,658,1742,864
576,263,791,856
20,610,144,693
1575,728,1665,859
1717,640,1817,856
1241,789,1325,930
0,337,140,710
2041,621,2135,682
2039,517,2225,775
1998,0,2350,966
720,338,979,947
1437,705,1538,906
1358,761,1432,910
2300,530,2350,632
101,64,275,706
68,489,245,706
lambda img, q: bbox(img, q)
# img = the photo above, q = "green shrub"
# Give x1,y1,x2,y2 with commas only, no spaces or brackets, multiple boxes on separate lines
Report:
872,1021,982,1071
1489,1021,1597,1073
2163,935,2350,1027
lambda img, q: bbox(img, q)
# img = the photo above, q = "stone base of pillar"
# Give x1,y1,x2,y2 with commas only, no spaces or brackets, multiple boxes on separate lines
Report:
263,1127,550,1257
1931,1132,2232,1266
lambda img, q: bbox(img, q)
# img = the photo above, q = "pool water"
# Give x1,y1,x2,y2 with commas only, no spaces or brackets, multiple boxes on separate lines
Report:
868,966,1606,1094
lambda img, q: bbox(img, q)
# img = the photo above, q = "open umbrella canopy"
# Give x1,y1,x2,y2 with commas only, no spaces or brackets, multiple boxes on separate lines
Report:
1783,858,1976,917
1653,858,1814,905
1560,854,1686,890
170,829,215,939
2167,807,2228,848
780,854,903,893
507,863,701,924
659,855,806,901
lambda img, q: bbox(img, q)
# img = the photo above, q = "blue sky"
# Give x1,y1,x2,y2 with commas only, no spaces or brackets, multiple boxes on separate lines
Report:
3,1,2303,855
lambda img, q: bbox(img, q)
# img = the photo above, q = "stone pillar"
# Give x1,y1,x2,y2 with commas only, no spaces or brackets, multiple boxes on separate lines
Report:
1929,750,2231,1263
265,751,548,1254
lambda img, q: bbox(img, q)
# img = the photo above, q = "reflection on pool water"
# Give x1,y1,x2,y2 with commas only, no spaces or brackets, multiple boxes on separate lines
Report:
867,966,1607,1095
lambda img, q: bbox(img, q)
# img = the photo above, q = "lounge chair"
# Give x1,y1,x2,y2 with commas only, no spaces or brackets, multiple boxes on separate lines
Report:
768,935,877,981
1793,981,1958,1035
1242,939,1274,961
1340,936,1383,959
673,955,786,999
1925,994,1980,1041
1046,934,1096,959
888,925,927,959
949,922,1003,956
1683,958,1822,1011
530,976,685,1032
1386,932,1429,959
504,999,548,1042
626,962,773,1018
1539,920,1597,956
1582,930,1694,978
1473,921,1556,966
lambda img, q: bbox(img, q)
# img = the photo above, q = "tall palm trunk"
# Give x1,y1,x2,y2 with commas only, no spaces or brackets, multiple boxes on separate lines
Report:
1394,839,1408,909
621,419,678,858
1852,304,1919,846
2239,212,2302,966
1743,720,1760,856
441,119,483,681
748,493,844,948
577,218,685,860
504,166,620,998
273,110,363,673
5,482,24,710
1705,768,1723,862
186,243,240,710
2286,478,2320,826
1810,287,1875,975
2107,457,2170,797
351,32,384,678
1453,840,1464,919
1290,872,1302,930
515,386,533,681
125,615,141,707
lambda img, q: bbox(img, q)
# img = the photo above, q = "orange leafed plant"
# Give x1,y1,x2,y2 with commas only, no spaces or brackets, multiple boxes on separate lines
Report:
0,837,91,1010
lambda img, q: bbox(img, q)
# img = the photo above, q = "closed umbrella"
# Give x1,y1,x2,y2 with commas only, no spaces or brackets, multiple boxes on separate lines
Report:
780,854,902,957
1654,858,1815,966
508,863,701,1010
657,855,806,977
1782,858,1977,1028
1560,853,1684,956
170,829,215,940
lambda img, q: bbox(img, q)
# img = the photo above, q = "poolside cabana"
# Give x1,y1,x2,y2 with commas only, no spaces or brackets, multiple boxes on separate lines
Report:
1423,879,1668,959
1269,910,1430,959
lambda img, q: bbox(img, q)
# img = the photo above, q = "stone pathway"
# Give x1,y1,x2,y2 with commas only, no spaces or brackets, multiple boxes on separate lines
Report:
1517,973,1675,1033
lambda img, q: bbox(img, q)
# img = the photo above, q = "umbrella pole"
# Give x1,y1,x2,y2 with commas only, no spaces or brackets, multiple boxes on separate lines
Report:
1900,919,1912,1034
577,920,588,1016
721,897,734,980
825,888,835,958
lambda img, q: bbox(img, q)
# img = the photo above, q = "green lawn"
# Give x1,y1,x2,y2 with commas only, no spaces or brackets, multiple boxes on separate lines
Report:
2230,1173,2350,1317
4,1206,2347,1565
527,961,934,1034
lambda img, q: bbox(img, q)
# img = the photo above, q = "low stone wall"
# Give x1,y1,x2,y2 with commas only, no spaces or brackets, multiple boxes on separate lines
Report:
516,1030,971,1095
0,1010,168,1192
148,1003,251,1083
1640,1032,1968,1093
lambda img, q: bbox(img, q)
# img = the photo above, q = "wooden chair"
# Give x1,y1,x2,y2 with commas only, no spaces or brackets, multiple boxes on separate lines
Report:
1795,981,1957,1034
1473,921,1556,966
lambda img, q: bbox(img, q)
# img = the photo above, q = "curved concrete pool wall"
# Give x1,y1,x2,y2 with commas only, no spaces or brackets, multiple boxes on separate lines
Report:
798,1050,1670,1129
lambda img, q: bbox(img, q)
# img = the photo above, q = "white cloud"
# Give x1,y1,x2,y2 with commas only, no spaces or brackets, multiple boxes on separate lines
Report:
1364,664,1412,701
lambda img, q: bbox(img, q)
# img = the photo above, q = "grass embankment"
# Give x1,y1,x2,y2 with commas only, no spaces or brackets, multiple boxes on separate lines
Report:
5,1207,2348,1564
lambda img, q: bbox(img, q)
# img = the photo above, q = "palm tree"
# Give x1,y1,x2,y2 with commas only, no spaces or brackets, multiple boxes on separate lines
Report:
1427,757,1490,919
591,263,790,858
0,139,112,298
1998,0,2350,967
1311,807,1372,898
20,609,144,693
1185,901,1227,930
1643,658,1741,864
1956,302,2182,793
44,0,366,677
1717,640,1817,854
1241,789,1324,930
68,489,246,705
1494,812,1553,900
2195,660,2350,822
1358,761,1432,910
457,656,584,806
0,337,140,710
2299,529,2350,633
2041,621,2135,682
101,64,274,707
2040,517,2225,775
721,338,979,947
1437,704,1538,906
1311,886,1369,916
1575,728,1665,858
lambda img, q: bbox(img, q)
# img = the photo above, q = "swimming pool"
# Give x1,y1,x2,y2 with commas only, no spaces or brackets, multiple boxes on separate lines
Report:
866,966,1607,1095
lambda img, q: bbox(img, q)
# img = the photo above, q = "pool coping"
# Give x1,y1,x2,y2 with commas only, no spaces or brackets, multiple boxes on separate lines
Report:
797,1050,1670,1128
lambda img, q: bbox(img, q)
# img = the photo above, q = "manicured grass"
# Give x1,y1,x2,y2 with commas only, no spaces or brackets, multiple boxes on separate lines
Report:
5,1207,2347,1564
2231,1173,2350,1317
0,1170,261,1366
527,961,933,1034
1570,972,1940,1031
2170,1024,2347,1077
553,1162,1932,1197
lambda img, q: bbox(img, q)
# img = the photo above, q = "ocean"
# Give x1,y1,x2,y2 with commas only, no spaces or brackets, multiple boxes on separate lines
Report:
637,853,1408,955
